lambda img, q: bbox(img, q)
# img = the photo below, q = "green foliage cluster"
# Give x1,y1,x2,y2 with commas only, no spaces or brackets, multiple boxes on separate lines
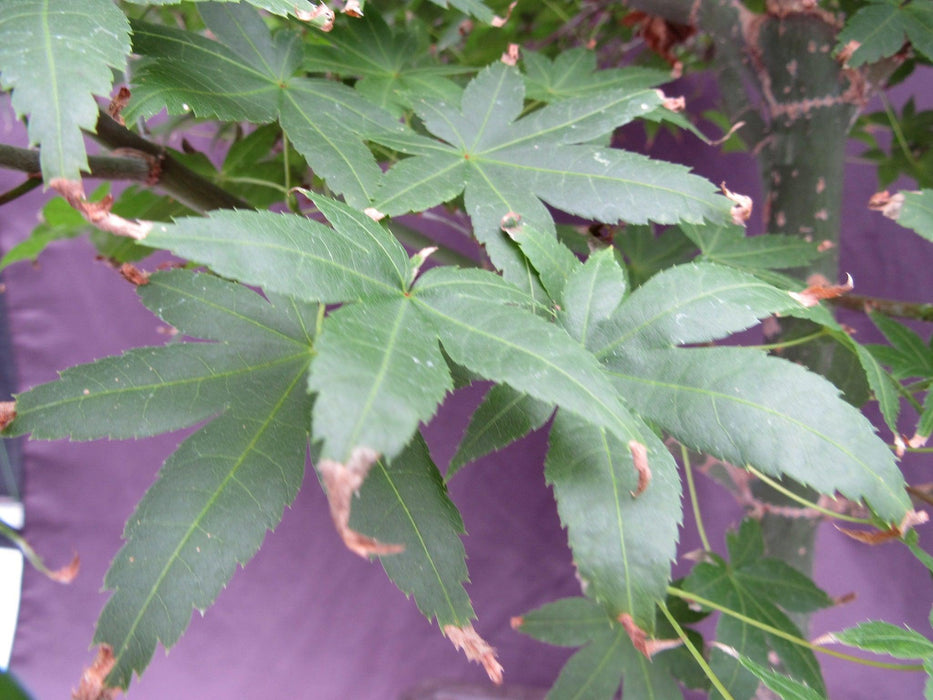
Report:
0,1,932,697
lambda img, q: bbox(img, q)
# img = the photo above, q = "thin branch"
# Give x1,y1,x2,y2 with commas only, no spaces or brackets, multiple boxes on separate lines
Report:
830,294,933,323
0,112,251,214
0,176,41,205
91,109,251,212
0,143,152,184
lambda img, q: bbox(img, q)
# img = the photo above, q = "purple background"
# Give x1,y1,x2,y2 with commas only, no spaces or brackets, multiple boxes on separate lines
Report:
2,64,932,698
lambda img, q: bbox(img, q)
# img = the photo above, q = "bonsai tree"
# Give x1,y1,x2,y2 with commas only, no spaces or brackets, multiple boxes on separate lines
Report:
0,1,932,697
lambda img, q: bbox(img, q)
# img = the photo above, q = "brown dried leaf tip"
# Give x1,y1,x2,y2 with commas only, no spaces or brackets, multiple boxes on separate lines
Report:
443,623,504,685
789,273,854,307
499,211,522,236
868,190,905,221
721,182,753,226
656,91,685,113
500,43,520,66
342,0,363,17
836,509,929,545
107,86,131,126
319,447,404,558
118,263,150,287
72,645,120,700
617,612,682,658
295,4,335,31
49,552,81,584
628,440,650,498
0,401,16,431
491,1,517,28
49,179,152,241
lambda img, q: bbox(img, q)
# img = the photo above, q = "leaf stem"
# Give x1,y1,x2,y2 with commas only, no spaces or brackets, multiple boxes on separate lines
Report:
879,92,918,170
282,129,299,213
682,445,711,551
0,176,41,206
744,465,874,524
0,516,75,583
666,586,923,671
658,600,735,700
750,329,828,352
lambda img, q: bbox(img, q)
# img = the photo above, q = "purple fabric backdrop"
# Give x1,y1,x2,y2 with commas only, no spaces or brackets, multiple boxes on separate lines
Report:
1,63,932,698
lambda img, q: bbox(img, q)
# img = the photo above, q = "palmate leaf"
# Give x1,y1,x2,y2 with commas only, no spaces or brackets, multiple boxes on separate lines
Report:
836,0,933,67
684,520,829,700
370,62,730,283
302,10,468,117
138,195,682,677
4,270,317,687
127,2,404,206
0,0,130,181
514,598,683,700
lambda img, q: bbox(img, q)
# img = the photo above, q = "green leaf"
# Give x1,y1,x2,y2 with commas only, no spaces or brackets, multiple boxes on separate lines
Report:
615,225,695,288
448,384,552,478
735,655,827,700
6,270,317,688
735,559,833,614
855,343,901,436
832,621,933,659
836,1,910,67
372,62,730,281
513,597,611,647
0,0,130,181
127,4,402,205
308,296,451,462
605,346,910,522
0,193,91,270
898,189,933,243
547,627,627,700
593,262,801,354
870,312,933,379
684,520,827,700
903,3,933,62
522,48,671,103
429,0,497,22
559,247,628,348
412,267,653,454
543,621,684,700
96,364,310,688
503,215,581,302
680,221,822,271
920,391,933,439
302,10,468,117
546,410,681,630
351,433,474,626
124,0,322,17
143,206,405,304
